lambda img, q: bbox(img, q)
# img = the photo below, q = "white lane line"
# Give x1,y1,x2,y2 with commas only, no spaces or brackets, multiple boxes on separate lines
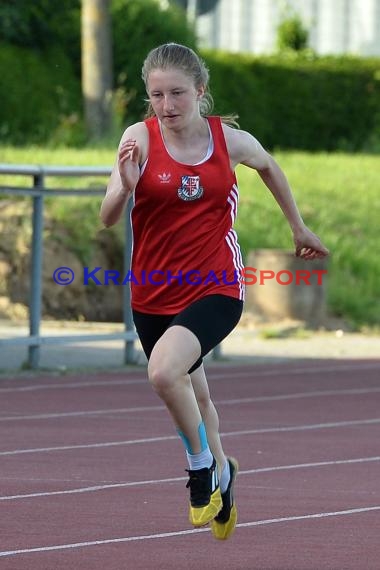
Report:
1,417,380,457
220,386,380,406
221,417,380,438
0,435,178,456
0,378,146,393
0,475,185,501
2,386,380,422
1,362,379,393
0,405,165,421
1,456,379,502
1,505,379,557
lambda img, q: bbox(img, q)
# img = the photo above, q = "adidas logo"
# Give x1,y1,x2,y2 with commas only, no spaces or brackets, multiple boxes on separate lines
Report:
158,172,171,183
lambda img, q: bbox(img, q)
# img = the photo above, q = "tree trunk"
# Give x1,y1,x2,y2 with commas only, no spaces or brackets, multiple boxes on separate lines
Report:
81,0,113,140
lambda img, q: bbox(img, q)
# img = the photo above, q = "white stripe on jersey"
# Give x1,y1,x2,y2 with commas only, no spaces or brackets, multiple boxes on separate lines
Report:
225,229,245,300
227,183,239,224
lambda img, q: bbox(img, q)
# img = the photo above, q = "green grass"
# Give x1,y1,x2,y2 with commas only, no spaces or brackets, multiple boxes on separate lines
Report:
0,145,114,188
1,147,379,327
0,145,116,263
235,152,380,327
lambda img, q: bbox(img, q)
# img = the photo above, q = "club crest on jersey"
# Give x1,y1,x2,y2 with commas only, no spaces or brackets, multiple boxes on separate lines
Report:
178,175,204,201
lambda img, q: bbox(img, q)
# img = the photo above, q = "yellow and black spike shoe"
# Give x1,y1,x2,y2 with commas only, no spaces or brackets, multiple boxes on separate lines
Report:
186,458,222,527
210,457,239,540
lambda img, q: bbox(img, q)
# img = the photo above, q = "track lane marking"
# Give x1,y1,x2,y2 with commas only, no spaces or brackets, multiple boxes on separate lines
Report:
2,417,380,456
0,378,146,393
1,455,379,502
1,505,380,557
2,386,380,422
1,362,379,393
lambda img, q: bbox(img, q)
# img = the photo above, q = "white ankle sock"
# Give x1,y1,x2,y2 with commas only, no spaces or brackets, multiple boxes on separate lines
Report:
186,447,213,471
220,460,231,493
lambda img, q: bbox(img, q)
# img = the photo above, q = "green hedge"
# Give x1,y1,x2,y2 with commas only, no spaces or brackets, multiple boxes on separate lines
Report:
204,50,380,151
0,43,82,145
1,1,380,151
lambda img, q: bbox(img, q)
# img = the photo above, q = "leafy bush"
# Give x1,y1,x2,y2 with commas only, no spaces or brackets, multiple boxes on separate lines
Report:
276,14,309,52
0,44,82,145
0,0,81,74
1,0,379,151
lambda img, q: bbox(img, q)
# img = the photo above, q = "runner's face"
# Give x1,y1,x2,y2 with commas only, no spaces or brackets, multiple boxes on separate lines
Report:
147,68,204,129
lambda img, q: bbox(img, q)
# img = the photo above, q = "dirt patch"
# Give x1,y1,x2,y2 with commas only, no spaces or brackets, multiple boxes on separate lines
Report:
0,202,124,321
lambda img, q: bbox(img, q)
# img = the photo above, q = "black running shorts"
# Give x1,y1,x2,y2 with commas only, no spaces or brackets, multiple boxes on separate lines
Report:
133,294,243,373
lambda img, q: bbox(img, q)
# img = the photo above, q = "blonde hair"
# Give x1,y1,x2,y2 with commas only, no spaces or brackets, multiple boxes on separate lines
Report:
142,43,239,127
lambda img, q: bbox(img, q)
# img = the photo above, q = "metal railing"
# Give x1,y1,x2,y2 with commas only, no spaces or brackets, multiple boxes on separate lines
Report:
0,164,222,370
0,164,136,369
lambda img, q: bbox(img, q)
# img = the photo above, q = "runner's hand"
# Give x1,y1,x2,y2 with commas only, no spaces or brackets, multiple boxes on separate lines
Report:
118,138,140,192
293,226,330,260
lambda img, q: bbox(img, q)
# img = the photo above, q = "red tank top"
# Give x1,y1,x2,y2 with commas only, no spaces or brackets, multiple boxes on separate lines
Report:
130,116,244,314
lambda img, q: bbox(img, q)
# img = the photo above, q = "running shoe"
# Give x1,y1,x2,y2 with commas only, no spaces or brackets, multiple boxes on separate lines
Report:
186,457,222,527
210,457,239,540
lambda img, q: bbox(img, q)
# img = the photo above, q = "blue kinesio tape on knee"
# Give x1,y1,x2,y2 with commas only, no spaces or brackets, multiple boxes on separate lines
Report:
198,421,208,452
177,429,193,454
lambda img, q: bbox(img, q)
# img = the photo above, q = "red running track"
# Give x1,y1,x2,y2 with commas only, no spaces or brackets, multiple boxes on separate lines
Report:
0,358,380,570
